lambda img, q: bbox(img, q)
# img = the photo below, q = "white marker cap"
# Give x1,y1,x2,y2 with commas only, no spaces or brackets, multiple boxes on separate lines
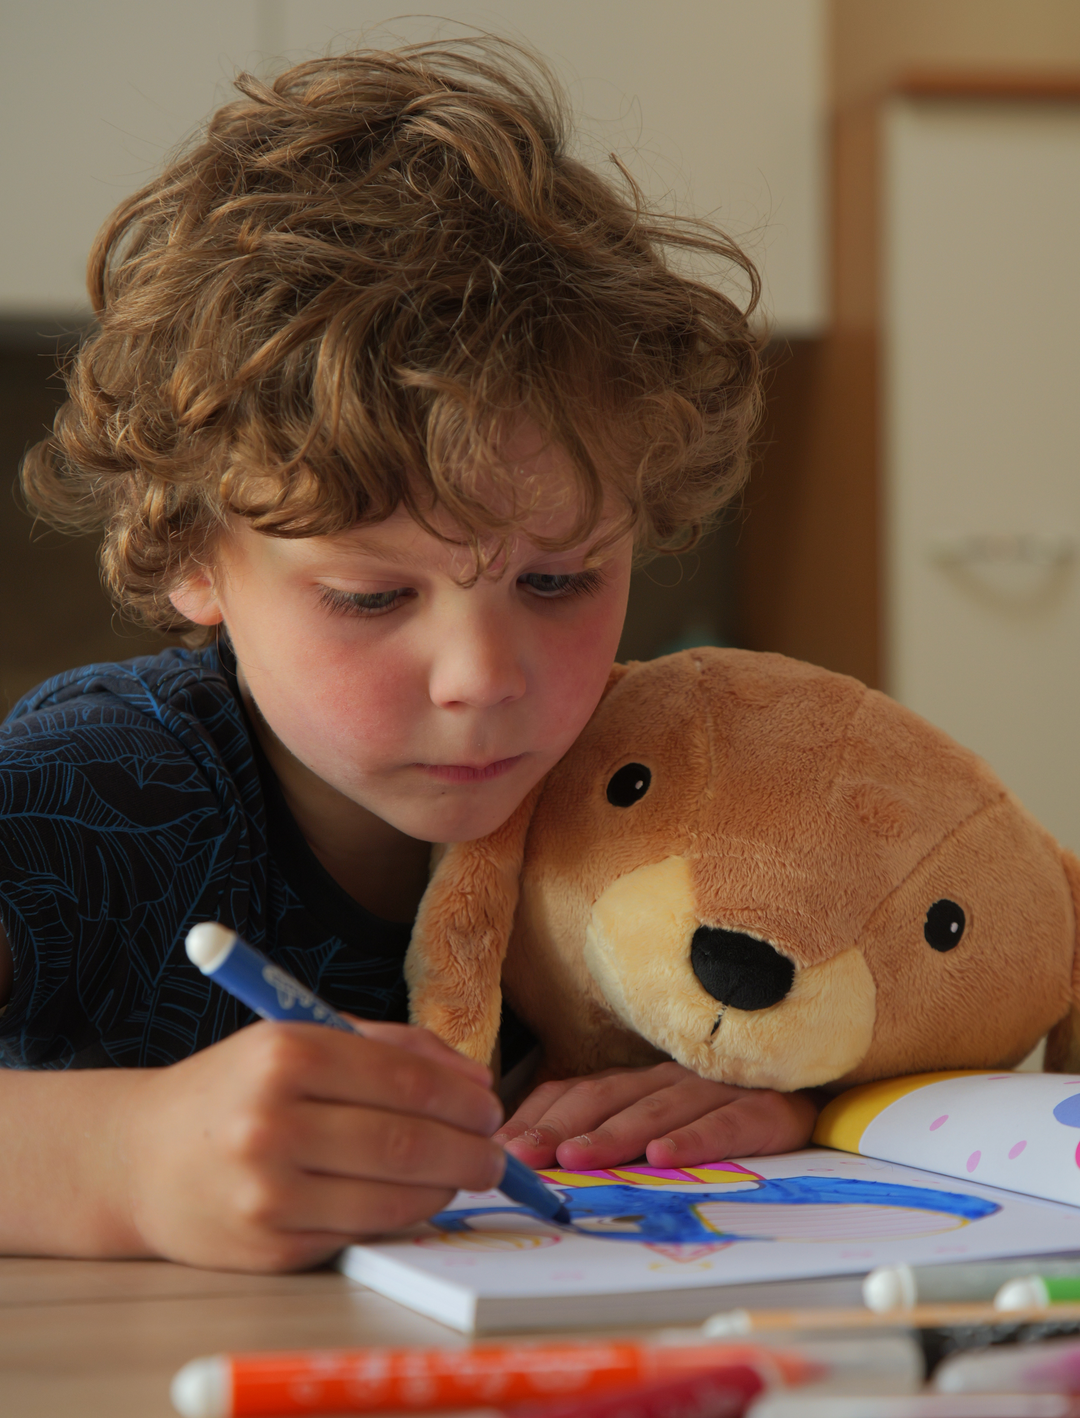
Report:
170,1355,230,1418
863,1262,917,1312
701,1308,752,1338
185,923,238,974
995,1275,1049,1310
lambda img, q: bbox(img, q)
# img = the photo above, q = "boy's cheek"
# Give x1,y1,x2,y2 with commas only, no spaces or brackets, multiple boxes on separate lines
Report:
535,613,626,733
245,626,418,751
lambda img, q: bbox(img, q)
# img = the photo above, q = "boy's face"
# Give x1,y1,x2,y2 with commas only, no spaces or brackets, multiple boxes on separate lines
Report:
172,435,632,844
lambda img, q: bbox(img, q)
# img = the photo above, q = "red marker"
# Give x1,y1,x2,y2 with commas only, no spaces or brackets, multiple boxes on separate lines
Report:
169,1341,819,1417
506,1366,766,1418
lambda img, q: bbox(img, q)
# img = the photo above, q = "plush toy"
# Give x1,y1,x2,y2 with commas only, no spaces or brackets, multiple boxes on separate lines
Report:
404,648,1080,1092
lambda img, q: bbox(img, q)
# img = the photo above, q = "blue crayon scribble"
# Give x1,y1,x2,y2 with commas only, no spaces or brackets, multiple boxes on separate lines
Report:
433,1175,999,1245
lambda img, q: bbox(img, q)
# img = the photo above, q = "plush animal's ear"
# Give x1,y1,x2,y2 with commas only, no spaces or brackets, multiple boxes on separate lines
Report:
604,661,631,693
1044,849,1080,1072
404,779,545,1065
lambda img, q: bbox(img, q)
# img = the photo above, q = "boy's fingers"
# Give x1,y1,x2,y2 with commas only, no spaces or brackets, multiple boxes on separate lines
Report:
552,1078,746,1170
497,1065,679,1142
284,1102,506,1193
498,1068,691,1163
644,1090,820,1167
244,1023,502,1136
244,1171,459,1240
342,1018,493,1088
494,1079,578,1144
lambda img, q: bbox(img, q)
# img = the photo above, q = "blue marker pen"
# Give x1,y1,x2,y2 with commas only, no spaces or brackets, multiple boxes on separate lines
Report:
185,923,570,1225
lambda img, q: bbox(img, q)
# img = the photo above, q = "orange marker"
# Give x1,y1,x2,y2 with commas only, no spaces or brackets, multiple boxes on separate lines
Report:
169,1341,821,1418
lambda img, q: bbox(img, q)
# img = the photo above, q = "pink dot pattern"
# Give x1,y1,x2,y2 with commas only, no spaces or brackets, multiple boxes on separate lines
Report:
1008,1141,1026,1159
929,1115,948,1131
966,1151,981,1173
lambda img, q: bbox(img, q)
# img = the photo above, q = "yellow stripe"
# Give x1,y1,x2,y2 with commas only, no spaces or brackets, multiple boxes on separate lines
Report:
813,1071,993,1154
539,1170,614,1188
684,1165,762,1185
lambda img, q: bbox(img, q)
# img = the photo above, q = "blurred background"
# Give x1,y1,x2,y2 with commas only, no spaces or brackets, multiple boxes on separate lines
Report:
2,1,1079,846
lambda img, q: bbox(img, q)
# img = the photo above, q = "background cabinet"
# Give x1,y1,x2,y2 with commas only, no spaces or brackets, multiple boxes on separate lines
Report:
884,95,1080,848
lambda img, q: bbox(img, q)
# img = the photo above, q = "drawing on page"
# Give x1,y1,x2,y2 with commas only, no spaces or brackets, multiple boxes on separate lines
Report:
423,1162,1000,1253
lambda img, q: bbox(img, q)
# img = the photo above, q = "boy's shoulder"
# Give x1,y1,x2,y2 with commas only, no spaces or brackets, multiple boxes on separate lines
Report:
7,644,226,726
2,645,248,766
0,646,260,834
0,647,267,1068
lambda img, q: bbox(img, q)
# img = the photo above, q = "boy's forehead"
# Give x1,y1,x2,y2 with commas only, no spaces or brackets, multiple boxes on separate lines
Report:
219,495,627,579
318,501,623,568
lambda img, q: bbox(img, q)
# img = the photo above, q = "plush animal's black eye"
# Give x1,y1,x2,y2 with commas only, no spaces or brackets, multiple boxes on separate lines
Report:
606,763,651,807
924,899,966,951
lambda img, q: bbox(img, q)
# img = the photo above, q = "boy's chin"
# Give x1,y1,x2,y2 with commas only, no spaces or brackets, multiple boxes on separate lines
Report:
392,785,529,846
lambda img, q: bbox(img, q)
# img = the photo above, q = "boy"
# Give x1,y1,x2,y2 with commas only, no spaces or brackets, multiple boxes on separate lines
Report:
0,40,817,1272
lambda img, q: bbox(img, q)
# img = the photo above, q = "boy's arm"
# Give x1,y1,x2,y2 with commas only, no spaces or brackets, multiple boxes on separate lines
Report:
495,1061,821,1170
0,922,506,1270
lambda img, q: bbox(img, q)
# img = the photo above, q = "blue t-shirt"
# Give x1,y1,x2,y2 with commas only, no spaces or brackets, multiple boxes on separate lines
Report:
0,646,412,1069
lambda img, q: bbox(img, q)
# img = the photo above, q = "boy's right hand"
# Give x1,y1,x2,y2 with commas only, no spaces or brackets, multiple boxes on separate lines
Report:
120,1020,505,1272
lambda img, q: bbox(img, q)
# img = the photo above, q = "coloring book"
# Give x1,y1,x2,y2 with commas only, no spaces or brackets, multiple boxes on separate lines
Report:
339,1141,1080,1332
815,1069,1080,1205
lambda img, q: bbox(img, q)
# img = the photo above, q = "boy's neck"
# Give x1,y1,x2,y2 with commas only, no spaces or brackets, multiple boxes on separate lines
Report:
236,669,431,924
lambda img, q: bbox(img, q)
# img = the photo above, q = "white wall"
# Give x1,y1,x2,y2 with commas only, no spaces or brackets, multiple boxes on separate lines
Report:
0,0,825,333
1,2,263,318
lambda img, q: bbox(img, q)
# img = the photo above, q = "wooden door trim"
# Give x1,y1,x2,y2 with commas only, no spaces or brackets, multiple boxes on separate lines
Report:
894,70,1080,102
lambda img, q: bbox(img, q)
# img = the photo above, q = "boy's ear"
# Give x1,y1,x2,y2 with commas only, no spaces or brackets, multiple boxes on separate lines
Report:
405,778,545,1066
168,571,224,627
1044,849,1080,1072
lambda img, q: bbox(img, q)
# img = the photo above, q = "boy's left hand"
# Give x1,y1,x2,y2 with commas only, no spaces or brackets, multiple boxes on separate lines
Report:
495,1061,820,1170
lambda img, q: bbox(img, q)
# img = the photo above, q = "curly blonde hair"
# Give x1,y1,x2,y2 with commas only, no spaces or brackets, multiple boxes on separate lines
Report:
22,37,763,635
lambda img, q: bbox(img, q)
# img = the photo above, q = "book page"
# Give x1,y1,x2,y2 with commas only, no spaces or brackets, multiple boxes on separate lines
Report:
832,1071,1080,1206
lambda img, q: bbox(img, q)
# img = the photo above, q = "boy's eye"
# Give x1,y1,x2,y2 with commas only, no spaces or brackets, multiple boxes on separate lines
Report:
519,569,604,599
319,586,414,616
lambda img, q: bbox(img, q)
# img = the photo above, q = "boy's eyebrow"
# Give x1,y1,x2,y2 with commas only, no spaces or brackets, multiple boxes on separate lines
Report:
317,530,495,576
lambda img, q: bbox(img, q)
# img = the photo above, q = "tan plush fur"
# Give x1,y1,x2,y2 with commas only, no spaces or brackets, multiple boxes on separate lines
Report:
405,781,544,1063
406,648,1078,1089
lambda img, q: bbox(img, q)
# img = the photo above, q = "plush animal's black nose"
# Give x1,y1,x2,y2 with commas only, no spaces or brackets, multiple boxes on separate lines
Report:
690,926,795,1011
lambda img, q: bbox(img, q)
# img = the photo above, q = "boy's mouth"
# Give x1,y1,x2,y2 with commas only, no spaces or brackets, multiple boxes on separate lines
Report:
417,755,524,783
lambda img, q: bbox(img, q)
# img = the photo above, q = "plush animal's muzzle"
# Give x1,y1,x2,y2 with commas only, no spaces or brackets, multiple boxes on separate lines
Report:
583,855,877,1091
690,926,795,1011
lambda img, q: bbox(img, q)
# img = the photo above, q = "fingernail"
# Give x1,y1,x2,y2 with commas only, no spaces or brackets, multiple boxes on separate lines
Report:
523,1129,545,1147
655,1137,677,1155
492,1131,508,1145
571,1134,592,1146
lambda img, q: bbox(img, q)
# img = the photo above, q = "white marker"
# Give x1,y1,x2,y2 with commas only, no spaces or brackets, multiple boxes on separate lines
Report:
864,1259,1080,1312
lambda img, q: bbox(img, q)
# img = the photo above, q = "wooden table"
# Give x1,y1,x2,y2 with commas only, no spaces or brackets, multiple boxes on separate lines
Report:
0,1256,467,1417
2,1256,865,1416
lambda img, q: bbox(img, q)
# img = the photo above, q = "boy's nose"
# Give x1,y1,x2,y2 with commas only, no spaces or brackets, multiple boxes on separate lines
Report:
427,613,527,709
